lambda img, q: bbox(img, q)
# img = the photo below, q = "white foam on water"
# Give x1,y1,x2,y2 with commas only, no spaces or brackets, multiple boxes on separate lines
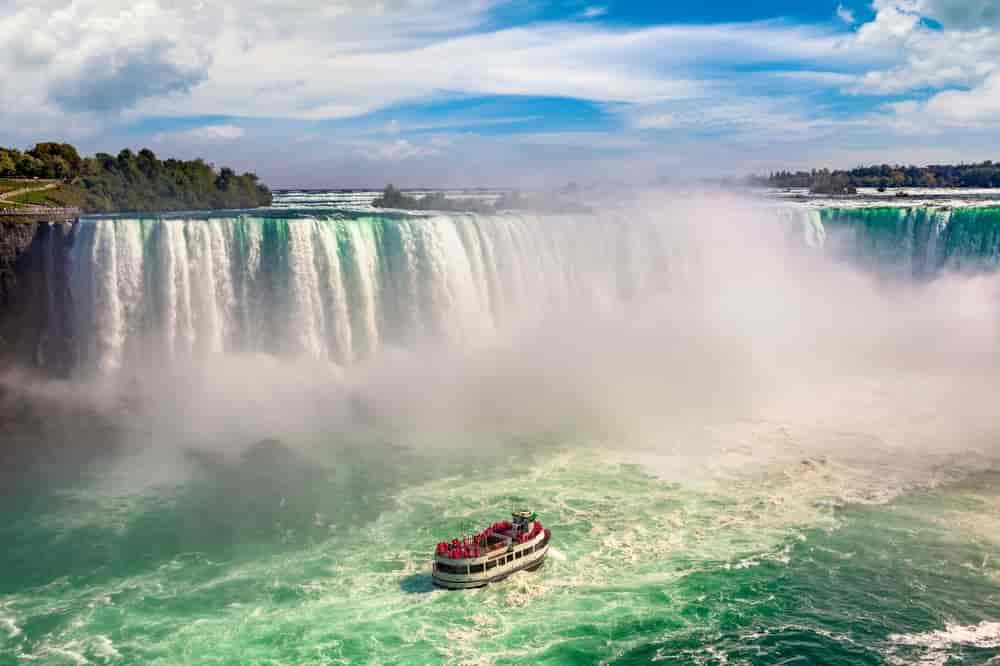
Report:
547,547,567,562
3,443,997,666
890,621,1000,648
0,615,20,639
91,635,121,660
887,621,1000,665
25,643,91,664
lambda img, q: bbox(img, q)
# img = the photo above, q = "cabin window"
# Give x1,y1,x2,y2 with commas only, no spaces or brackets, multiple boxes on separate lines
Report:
516,550,522,559
486,560,496,570
437,562,465,575
470,564,485,573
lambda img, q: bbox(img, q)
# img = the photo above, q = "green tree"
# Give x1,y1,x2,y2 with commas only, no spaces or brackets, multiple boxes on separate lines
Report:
28,142,82,178
0,151,16,176
1,141,272,212
15,154,43,178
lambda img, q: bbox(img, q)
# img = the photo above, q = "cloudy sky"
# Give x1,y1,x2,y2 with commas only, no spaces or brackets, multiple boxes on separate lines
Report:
2,0,1000,187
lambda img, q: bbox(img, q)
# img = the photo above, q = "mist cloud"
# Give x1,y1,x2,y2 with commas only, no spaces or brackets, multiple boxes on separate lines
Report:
4,193,998,496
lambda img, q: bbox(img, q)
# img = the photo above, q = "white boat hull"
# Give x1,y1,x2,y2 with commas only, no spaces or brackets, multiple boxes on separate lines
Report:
432,532,550,590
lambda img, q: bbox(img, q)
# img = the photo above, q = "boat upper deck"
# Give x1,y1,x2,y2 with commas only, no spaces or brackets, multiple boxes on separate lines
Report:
435,519,548,564
433,530,551,578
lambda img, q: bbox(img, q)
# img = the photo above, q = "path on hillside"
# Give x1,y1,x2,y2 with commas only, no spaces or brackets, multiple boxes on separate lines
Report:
0,181,59,202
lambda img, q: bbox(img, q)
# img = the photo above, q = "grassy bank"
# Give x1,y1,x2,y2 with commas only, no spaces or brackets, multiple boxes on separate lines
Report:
6,184,85,208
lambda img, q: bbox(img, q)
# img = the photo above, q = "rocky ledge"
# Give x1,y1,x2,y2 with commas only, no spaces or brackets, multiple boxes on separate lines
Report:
1,220,45,309
0,215,78,371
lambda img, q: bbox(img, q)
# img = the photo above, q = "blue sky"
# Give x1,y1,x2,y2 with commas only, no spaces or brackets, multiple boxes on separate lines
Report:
2,0,1000,187
491,1,875,27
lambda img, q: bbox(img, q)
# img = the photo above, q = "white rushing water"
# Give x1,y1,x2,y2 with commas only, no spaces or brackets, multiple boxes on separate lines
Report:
65,209,699,374
54,193,1000,376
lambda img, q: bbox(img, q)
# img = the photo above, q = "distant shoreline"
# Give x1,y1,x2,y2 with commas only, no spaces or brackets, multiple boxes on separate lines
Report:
751,161,1000,194
371,184,593,214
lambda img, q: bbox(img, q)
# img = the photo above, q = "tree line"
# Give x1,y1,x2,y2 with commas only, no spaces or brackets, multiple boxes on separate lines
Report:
0,142,272,213
751,161,1000,194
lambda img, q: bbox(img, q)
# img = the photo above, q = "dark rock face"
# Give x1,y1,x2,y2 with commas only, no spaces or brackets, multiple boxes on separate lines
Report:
0,220,77,374
0,221,42,308
0,219,125,489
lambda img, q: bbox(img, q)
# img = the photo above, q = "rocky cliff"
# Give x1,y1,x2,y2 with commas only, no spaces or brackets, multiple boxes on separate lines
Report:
0,221,42,308
0,216,77,372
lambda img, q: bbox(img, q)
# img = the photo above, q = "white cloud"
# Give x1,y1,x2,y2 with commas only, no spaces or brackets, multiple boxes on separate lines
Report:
0,0,502,122
184,124,245,140
845,0,1000,96
768,70,858,86
854,1,922,48
370,138,441,161
4,0,1000,182
634,113,677,129
0,0,861,126
854,0,1000,132
837,4,856,24
925,72,1000,124
916,0,1000,29
631,97,870,141
194,19,864,122
154,124,245,142
883,72,1000,131
371,115,545,135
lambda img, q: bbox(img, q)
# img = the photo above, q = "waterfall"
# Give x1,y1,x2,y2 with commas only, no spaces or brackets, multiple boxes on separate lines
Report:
26,203,1000,375
801,206,1000,277
61,212,684,375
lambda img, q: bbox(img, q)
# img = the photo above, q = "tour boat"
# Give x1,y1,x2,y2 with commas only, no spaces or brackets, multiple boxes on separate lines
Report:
432,511,551,589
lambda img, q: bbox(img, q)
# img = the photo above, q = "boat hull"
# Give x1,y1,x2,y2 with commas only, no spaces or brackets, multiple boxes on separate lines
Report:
432,534,549,590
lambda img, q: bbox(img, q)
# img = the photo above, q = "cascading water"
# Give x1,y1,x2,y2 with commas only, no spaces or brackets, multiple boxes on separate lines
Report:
63,211,689,374
24,202,1000,375
812,206,1000,276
